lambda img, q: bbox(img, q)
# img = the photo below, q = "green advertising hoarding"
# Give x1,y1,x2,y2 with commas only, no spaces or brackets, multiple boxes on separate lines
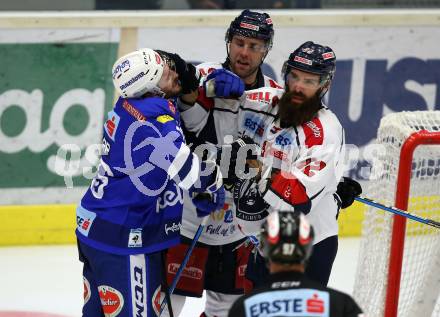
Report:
0,43,118,191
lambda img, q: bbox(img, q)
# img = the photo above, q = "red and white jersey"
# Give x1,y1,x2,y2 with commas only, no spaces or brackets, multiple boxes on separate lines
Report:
178,62,282,245
236,88,345,243
260,107,345,244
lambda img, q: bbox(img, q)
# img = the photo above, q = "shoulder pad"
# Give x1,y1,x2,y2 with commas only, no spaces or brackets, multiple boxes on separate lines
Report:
127,97,178,120
197,61,222,78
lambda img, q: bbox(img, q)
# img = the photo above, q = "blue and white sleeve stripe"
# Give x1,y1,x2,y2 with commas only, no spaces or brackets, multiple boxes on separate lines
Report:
167,143,201,191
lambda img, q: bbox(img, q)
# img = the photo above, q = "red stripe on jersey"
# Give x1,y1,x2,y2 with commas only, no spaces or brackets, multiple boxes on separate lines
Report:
302,117,324,148
268,79,283,89
196,86,215,110
270,171,309,206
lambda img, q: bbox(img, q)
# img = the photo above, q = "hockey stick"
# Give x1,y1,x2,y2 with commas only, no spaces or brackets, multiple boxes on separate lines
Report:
159,216,209,316
355,196,440,229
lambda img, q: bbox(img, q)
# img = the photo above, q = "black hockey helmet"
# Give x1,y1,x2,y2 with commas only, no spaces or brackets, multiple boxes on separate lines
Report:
282,41,336,96
225,9,274,50
261,211,314,265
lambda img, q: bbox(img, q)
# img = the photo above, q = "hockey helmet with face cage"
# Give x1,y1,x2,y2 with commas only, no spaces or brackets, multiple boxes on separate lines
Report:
282,41,336,95
261,211,314,265
225,9,274,50
112,48,165,98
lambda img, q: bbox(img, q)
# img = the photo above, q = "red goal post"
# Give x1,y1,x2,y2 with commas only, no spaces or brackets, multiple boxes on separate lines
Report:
353,111,440,317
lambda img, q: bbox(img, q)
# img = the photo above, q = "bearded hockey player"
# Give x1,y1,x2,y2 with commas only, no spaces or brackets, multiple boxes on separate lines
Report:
239,41,361,288
76,48,225,317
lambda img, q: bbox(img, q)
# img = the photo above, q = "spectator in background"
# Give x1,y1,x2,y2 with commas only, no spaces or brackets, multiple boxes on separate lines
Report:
95,0,163,9
187,0,292,9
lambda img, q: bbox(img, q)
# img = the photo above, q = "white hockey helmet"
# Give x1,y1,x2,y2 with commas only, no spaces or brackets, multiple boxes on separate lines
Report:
112,48,165,98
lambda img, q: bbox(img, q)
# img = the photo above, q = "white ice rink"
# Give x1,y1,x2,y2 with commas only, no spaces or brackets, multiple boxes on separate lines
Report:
0,238,360,317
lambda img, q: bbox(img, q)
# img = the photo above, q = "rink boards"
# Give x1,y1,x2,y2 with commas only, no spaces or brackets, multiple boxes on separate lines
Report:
0,10,439,245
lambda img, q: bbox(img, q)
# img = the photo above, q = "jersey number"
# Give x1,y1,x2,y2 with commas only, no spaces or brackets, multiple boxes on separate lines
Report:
282,243,295,255
90,159,114,199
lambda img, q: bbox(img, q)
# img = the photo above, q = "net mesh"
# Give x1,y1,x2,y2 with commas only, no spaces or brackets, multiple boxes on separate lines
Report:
353,111,440,317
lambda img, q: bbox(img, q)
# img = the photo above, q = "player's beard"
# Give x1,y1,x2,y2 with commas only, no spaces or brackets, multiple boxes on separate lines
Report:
277,90,322,128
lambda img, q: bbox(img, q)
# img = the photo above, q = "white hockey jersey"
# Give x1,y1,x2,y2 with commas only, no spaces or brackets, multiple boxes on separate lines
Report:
178,62,282,245
237,86,345,244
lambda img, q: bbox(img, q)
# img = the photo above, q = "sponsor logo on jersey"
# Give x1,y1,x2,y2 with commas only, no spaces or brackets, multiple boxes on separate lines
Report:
156,114,174,124
120,71,145,90
233,178,269,222
122,100,146,121
271,280,301,288
244,289,330,317
168,263,203,280
83,276,91,305
244,116,265,137
130,255,147,317
205,224,236,237
305,121,321,138
240,22,259,31
275,133,292,146
246,91,273,104
322,52,335,60
157,183,184,212
165,222,181,235
307,293,325,313
104,111,120,141
294,55,313,66
114,120,183,197
98,285,124,317
128,228,143,248
76,205,96,237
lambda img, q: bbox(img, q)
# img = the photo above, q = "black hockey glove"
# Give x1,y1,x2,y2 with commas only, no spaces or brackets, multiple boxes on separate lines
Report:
156,50,200,94
216,135,260,189
335,177,362,209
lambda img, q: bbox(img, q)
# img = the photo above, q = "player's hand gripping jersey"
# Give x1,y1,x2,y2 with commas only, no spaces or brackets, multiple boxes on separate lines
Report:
236,86,346,244
178,62,282,245
77,96,220,255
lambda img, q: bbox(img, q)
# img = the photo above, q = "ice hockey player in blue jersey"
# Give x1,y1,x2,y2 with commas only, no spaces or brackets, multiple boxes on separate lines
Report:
76,48,225,317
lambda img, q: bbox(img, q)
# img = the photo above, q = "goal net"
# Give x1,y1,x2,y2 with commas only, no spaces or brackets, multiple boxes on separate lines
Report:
353,111,440,317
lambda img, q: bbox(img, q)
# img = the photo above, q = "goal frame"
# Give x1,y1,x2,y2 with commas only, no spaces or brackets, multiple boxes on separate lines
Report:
385,130,440,317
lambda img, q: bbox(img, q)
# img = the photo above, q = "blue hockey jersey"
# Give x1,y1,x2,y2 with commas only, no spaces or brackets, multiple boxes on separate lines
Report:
77,96,210,255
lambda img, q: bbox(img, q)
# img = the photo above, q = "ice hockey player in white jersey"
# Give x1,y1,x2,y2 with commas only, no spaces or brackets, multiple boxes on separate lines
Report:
163,9,283,317
239,41,362,289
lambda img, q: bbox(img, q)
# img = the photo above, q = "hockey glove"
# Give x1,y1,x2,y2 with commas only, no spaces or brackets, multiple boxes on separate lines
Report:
335,177,362,209
204,69,245,99
156,50,200,94
217,135,260,189
192,186,226,217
